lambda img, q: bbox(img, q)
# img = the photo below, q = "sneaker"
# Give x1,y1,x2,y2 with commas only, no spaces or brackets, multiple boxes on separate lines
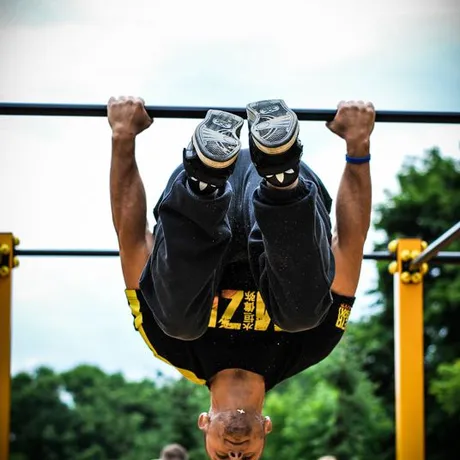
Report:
246,99,299,154
246,99,302,187
183,110,243,193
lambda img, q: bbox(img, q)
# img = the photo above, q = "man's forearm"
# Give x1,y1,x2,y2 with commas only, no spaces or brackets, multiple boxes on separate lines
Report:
331,159,372,295
335,161,372,252
110,133,149,248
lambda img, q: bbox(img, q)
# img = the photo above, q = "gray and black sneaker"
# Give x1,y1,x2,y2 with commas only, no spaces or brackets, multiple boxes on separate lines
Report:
247,99,303,187
183,110,244,194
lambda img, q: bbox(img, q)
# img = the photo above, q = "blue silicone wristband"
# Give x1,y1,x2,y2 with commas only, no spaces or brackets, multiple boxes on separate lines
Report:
345,154,371,164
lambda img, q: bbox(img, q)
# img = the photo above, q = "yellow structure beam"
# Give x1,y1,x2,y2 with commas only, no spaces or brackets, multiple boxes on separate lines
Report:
392,239,425,460
0,233,14,460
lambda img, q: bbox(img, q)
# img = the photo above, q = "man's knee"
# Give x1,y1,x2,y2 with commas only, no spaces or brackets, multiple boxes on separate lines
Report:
273,295,332,333
275,313,323,332
159,318,207,341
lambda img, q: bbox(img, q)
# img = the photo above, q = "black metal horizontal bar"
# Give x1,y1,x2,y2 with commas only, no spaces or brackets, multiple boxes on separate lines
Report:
15,249,120,257
13,249,460,264
410,222,460,270
363,251,393,261
363,251,460,264
1,102,460,124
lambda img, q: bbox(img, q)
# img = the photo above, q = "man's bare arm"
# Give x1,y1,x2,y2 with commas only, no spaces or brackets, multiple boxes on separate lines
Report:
326,101,375,297
331,160,371,296
108,96,154,289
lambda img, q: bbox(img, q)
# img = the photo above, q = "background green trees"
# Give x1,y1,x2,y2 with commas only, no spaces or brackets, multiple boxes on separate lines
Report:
10,346,391,460
263,341,392,460
10,148,459,459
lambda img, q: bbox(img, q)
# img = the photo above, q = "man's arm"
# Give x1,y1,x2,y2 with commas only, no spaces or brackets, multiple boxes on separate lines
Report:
108,96,154,289
326,101,375,297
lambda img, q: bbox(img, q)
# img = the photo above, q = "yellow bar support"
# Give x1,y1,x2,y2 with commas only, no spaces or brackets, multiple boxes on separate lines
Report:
393,239,425,460
0,233,14,460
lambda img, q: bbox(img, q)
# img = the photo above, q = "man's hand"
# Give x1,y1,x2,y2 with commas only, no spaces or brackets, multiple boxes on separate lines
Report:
326,100,376,157
108,96,153,138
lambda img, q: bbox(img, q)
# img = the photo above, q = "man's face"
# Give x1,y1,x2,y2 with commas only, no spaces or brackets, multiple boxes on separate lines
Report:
198,410,272,459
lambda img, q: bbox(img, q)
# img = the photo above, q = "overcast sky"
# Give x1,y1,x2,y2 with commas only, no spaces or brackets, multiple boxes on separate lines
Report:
1,0,459,381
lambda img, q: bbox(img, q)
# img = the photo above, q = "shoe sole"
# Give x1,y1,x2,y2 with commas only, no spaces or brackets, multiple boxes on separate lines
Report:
247,99,299,155
192,110,243,169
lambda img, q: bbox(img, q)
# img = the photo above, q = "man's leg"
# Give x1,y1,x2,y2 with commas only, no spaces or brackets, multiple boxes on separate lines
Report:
244,100,335,332
140,110,244,340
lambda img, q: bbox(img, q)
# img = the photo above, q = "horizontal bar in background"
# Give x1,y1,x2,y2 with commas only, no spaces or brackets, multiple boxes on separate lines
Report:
1,102,460,124
13,249,460,264
15,249,120,257
410,221,460,270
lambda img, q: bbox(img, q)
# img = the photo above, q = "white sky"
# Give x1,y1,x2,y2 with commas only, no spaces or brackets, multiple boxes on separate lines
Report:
1,0,459,380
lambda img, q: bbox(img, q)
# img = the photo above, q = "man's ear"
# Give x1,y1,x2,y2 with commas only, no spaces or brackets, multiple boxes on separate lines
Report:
264,416,273,435
198,412,210,431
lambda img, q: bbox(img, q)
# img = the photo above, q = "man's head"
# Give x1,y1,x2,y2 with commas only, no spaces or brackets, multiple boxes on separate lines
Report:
198,409,272,459
159,443,189,460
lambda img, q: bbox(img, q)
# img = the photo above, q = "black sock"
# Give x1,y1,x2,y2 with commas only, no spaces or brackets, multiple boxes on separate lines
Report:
187,176,218,195
249,137,302,187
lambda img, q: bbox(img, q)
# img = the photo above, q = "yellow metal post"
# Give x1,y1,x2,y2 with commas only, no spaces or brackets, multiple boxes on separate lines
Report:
392,239,425,460
0,233,14,460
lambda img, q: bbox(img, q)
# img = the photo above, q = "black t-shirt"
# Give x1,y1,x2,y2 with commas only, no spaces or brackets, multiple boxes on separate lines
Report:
125,288,354,391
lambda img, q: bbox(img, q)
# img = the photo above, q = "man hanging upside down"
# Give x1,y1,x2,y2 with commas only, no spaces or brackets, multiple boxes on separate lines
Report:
108,97,375,460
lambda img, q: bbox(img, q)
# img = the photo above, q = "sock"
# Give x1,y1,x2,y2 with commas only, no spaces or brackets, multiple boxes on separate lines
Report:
249,136,303,188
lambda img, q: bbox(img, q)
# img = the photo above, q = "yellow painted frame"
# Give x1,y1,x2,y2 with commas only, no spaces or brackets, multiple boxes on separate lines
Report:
393,239,425,460
0,233,13,460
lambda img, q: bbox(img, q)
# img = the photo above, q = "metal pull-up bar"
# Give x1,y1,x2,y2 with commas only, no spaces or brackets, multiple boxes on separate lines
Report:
11,248,460,263
410,221,460,270
1,102,460,124
1,99,460,460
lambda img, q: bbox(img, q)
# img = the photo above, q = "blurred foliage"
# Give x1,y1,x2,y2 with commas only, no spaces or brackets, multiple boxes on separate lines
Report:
429,359,460,416
10,338,390,460
263,337,392,460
